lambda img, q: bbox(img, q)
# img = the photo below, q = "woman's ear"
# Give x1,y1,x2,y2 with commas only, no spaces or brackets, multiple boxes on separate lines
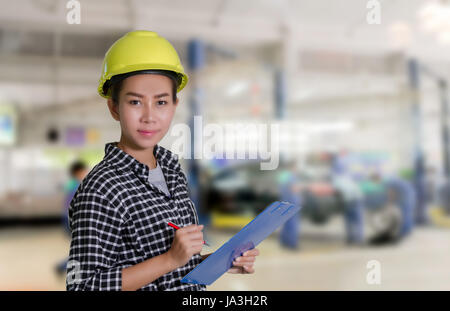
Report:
107,99,120,121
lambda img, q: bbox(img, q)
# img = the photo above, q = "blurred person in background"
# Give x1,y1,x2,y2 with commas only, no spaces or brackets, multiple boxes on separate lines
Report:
438,175,450,215
331,153,365,245
385,175,416,239
424,166,438,205
278,159,302,249
55,160,89,275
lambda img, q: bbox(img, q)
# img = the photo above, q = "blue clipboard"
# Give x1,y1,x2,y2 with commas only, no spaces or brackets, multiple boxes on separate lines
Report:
181,201,301,285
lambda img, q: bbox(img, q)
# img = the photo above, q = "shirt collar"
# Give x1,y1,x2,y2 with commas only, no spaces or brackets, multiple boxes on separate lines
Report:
104,142,180,179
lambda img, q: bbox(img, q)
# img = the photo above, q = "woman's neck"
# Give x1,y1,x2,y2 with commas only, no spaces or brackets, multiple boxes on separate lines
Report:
117,140,157,170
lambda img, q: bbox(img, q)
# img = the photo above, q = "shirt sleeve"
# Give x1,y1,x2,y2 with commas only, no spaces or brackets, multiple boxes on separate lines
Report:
66,188,123,291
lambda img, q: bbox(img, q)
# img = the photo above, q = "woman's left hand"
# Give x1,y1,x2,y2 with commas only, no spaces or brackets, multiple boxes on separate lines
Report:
227,248,260,274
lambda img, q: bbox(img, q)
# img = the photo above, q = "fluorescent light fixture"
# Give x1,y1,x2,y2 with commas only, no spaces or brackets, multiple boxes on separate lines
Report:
307,121,355,133
418,1,450,44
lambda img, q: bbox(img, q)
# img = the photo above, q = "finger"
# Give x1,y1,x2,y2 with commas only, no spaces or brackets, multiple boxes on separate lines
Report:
229,265,253,274
192,247,202,256
188,239,205,246
227,267,242,274
192,242,206,251
243,248,259,256
186,231,203,240
234,256,255,263
243,265,255,274
193,248,203,255
243,249,259,256
180,224,204,233
232,260,254,267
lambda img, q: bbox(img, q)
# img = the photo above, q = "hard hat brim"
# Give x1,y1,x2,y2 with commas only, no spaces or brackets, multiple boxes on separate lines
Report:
102,69,183,98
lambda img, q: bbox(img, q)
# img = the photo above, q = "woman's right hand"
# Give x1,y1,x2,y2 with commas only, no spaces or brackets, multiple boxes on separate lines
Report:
166,224,204,268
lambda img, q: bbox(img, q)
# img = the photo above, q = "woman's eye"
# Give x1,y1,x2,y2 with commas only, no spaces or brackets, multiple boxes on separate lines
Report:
129,100,141,105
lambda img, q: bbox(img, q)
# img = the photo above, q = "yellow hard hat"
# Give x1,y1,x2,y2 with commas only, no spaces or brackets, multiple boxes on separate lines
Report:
98,30,188,99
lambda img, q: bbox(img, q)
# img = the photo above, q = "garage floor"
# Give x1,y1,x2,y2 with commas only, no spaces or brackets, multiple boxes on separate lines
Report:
0,217,449,291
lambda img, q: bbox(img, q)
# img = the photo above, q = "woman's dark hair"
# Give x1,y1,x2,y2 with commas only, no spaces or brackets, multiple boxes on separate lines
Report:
110,70,179,105
70,160,87,177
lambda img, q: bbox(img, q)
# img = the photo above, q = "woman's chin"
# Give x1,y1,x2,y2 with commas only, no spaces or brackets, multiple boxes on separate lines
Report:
133,136,160,149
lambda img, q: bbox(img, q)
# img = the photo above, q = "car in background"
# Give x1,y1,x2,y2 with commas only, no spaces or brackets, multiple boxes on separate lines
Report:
201,161,345,228
200,160,407,244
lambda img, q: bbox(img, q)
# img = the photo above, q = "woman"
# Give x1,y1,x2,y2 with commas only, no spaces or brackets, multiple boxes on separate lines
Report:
66,30,259,291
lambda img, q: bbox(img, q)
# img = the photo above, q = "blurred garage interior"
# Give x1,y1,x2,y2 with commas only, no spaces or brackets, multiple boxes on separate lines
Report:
0,0,450,290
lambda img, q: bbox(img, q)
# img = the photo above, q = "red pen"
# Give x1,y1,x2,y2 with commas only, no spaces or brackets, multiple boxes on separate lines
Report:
167,222,209,246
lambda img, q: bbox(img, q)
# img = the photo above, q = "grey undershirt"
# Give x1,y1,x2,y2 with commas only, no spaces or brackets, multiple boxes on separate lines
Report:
148,161,171,197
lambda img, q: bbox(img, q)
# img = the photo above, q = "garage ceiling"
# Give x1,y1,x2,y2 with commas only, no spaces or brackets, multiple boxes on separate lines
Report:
0,0,449,110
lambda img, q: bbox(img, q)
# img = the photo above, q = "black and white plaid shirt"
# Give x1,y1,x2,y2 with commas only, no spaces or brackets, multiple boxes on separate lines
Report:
66,142,206,291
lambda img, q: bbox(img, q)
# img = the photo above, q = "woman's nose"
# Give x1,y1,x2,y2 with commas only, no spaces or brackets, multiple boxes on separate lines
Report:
141,102,155,122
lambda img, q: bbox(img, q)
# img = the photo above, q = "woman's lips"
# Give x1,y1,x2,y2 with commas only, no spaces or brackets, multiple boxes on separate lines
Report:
138,130,159,137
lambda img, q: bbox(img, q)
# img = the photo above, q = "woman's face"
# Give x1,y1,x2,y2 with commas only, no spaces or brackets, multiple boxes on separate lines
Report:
107,74,179,150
